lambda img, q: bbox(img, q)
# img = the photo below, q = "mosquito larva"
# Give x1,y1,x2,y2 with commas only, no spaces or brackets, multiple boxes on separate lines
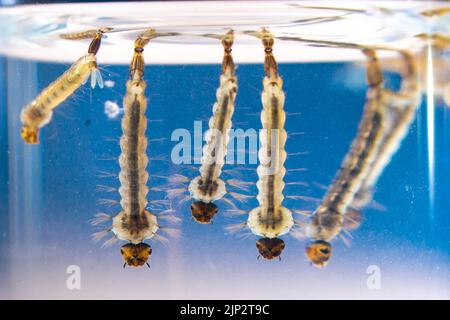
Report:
188,30,238,224
305,48,420,268
244,29,293,260
20,29,106,144
92,29,176,268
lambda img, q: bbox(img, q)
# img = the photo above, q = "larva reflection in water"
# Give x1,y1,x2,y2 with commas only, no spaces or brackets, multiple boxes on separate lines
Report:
92,29,179,268
390,7,450,107
229,29,293,260
298,4,450,107
404,33,450,107
20,29,106,144
189,30,238,224
305,48,420,268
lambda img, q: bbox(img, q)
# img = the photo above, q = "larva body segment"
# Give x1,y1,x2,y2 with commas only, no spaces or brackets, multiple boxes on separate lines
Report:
189,73,237,203
248,75,293,238
188,31,237,224
307,88,388,242
92,29,181,268
111,78,158,244
234,29,294,261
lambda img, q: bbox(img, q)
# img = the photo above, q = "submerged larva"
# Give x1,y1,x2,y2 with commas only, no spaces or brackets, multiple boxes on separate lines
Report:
305,49,420,267
188,30,238,224
92,29,177,268
20,29,106,144
245,29,293,260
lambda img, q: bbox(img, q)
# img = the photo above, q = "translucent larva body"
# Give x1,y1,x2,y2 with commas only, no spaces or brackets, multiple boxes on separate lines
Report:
112,31,161,251
111,76,158,244
92,29,179,268
188,31,237,223
189,73,237,202
247,30,293,242
20,32,104,144
247,75,293,238
307,81,388,241
306,49,420,267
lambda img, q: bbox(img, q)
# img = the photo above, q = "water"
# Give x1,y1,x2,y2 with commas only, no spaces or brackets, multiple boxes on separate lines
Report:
1,1,450,299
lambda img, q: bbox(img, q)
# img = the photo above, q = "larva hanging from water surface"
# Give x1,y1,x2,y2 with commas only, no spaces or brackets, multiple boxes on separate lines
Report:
238,29,293,260
20,29,107,144
188,30,238,224
92,29,179,268
305,48,420,268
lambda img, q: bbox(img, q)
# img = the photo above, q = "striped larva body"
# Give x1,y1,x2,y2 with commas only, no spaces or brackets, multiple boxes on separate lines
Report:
306,49,420,267
247,75,292,239
111,76,157,245
189,74,237,202
92,29,177,268
20,31,105,144
189,31,237,224
245,29,293,260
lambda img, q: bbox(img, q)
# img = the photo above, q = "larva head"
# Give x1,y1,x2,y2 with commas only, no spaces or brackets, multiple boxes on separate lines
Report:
190,201,218,224
21,126,38,144
120,243,152,267
305,240,332,268
256,237,285,260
